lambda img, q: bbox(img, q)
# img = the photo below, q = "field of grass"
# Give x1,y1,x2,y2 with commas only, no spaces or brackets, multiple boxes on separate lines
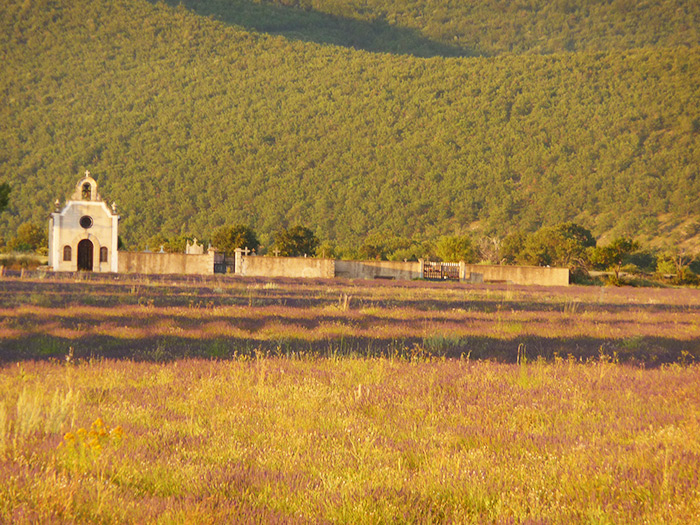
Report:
1,274,700,522
1,356,699,522
1,274,699,364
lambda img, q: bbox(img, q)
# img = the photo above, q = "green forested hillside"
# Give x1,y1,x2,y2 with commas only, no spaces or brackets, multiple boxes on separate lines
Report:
1,0,699,251
176,0,700,56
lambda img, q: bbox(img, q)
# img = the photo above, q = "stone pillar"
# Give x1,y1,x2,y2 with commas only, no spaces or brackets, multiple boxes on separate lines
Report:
459,261,466,281
234,248,243,275
47,215,54,270
418,258,425,279
111,210,120,273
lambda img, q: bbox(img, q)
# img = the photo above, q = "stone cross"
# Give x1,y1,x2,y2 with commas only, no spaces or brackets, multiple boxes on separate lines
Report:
273,249,280,257
243,247,250,256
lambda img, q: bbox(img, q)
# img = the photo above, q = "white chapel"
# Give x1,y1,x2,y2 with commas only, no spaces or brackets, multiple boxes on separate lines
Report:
48,171,119,272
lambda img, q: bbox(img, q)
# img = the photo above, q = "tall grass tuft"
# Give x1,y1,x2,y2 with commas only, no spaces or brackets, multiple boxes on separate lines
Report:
44,389,74,435
15,387,43,438
0,404,6,459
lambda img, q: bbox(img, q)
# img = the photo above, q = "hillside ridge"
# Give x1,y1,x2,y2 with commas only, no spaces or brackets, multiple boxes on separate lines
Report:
0,0,699,252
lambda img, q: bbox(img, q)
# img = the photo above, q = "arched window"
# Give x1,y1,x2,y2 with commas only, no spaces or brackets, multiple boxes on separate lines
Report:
82,183,91,200
63,245,72,261
100,247,108,263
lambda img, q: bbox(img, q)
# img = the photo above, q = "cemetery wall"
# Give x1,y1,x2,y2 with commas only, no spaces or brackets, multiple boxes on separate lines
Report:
334,260,421,280
463,264,569,286
238,256,335,279
118,251,219,275
115,252,568,286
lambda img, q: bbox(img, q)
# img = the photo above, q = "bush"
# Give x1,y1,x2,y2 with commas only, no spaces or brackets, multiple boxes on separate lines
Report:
0,256,16,268
569,266,595,285
620,263,641,275
606,274,626,287
626,250,657,273
674,268,700,286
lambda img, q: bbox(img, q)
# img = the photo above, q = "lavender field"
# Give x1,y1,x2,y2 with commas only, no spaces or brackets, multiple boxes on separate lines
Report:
1,274,699,364
1,275,699,522
1,357,699,522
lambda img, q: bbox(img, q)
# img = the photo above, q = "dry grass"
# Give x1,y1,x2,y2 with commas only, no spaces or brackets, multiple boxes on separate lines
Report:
0,357,698,522
1,275,699,364
1,275,699,521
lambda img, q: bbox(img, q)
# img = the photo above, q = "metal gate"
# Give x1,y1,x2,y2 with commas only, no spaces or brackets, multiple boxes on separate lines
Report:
214,255,231,274
423,261,460,281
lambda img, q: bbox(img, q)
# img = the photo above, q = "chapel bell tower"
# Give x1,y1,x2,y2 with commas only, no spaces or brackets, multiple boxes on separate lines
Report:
48,171,119,273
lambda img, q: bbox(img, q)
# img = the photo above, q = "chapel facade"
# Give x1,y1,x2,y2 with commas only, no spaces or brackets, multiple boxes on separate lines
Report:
48,172,119,273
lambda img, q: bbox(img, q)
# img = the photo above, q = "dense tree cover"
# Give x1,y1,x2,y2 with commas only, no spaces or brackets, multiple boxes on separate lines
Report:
0,0,699,253
0,183,9,213
171,0,700,57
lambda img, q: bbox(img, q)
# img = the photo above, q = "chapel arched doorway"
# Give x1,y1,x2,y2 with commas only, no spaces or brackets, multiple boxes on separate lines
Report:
77,239,94,271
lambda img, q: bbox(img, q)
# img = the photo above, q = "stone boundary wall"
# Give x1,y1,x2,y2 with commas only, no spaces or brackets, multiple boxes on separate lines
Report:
238,256,335,279
463,264,569,286
118,251,219,275
335,260,421,280
115,251,568,286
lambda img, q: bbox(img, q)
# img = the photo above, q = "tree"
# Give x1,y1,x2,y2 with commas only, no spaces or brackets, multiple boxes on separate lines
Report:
0,183,9,213
521,228,557,266
655,247,698,284
591,237,640,280
212,225,259,256
357,232,390,260
477,236,501,264
8,222,47,254
553,223,596,267
274,225,319,257
146,233,203,253
315,241,336,259
500,231,528,264
356,233,428,261
435,235,477,262
521,223,596,268
145,233,170,252
387,241,428,262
